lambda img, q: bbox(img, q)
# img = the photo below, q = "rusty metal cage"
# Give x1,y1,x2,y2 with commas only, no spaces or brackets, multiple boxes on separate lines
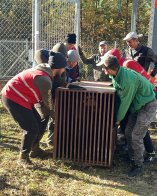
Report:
53,81,116,167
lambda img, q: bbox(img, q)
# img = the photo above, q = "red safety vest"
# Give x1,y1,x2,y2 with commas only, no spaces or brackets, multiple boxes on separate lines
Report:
2,68,51,110
123,60,154,85
109,48,154,85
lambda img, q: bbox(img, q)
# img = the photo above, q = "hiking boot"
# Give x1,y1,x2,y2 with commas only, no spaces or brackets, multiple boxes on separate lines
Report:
30,146,50,159
128,164,143,177
144,151,156,163
17,152,32,167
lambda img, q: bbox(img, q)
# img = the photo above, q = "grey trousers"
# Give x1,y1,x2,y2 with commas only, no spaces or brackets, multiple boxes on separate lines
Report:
125,99,157,166
46,103,55,145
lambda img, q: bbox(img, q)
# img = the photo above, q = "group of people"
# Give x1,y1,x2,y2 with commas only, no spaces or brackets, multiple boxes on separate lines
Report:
96,32,157,177
1,33,82,165
1,31,157,177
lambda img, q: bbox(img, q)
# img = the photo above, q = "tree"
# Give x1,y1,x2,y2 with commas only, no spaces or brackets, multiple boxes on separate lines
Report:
0,0,32,40
80,0,151,51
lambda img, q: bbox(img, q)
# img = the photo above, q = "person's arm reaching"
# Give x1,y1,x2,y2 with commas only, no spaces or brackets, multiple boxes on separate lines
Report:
33,76,53,117
116,77,138,122
78,46,95,65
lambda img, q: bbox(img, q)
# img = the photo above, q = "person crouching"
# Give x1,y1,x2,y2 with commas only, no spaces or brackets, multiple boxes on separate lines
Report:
1,50,67,166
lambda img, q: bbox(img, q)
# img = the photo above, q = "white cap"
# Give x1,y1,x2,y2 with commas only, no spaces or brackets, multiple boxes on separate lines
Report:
99,41,109,46
96,50,111,67
67,50,80,62
96,50,112,66
123,32,139,41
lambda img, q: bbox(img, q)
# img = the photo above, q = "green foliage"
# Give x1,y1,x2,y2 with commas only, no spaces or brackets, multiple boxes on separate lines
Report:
81,0,151,47
0,0,32,40
0,0,152,45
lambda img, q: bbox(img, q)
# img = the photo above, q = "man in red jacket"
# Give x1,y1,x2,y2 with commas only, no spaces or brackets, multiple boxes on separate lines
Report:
1,50,67,165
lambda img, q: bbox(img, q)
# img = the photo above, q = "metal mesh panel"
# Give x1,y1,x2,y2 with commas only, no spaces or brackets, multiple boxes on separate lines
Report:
0,40,32,78
0,0,32,78
0,0,154,81
38,0,77,49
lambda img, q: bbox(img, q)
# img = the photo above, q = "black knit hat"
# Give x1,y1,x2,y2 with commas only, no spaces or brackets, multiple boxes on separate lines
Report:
65,33,76,44
34,49,49,64
48,51,67,69
52,43,67,58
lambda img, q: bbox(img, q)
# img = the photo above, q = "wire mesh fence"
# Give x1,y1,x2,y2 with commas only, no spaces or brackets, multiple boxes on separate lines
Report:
0,0,154,82
0,40,32,78
0,0,32,79
38,0,77,49
0,0,79,79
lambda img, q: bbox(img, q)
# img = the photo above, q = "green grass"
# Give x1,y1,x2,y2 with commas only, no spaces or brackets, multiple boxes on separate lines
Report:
0,102,157,196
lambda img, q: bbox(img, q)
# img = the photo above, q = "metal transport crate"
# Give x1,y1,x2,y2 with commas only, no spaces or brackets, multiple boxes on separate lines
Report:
53,81,116,167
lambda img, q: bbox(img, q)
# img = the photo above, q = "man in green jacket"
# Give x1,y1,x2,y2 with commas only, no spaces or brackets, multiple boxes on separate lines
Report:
97,54,157,177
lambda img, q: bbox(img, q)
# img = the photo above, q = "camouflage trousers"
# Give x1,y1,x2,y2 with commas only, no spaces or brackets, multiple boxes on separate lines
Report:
125,99,157,166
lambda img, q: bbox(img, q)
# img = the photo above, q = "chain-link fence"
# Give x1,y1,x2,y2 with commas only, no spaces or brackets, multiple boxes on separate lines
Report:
0,0,79,79
0,0,32,79
37,0,77,50
0,40,32,77
0,0,154,82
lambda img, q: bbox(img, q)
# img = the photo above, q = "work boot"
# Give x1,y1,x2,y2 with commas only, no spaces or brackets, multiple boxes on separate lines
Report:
128,164,143,177
30,145,50,159
17,152,32,166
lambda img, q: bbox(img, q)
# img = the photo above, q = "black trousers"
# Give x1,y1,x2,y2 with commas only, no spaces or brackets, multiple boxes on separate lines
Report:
2,95,49,154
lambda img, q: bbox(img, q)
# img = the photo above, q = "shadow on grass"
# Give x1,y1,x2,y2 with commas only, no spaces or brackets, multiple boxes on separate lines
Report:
0,135,20,151
0,175,18,191
0,135,21,141
32,163,116,187
36,149,157,196
0,142,19,151
31,160,155,196
27,189,44,196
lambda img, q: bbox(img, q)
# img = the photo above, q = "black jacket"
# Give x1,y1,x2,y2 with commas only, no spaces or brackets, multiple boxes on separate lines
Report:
125,44,157,77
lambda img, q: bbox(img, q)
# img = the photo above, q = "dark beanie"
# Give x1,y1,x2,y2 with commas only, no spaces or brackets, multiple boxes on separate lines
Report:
52,43,67,58
48,51,67,69
65,33,76,44
34,49,49,64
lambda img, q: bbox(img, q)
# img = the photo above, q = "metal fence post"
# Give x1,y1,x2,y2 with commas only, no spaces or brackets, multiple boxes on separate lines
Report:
148,0,157,54
32,0,35,61
34,0,40,52
75,0,81,48
131,0,138,32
